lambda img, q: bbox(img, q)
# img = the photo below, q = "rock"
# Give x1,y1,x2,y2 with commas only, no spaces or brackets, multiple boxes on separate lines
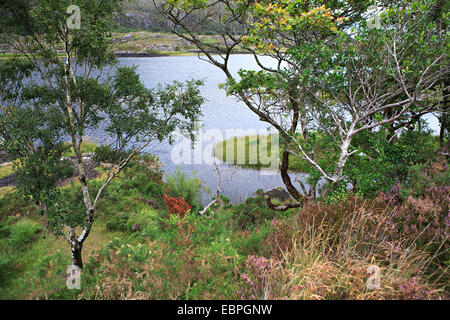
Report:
131,223,140,232
0,172,18,188
262,187,291,203
224,39,235,46
0,151,11,165
142,198,160,209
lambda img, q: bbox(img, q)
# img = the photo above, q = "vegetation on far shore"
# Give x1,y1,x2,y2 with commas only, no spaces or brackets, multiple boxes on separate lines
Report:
213,133,337,172
214,135,277,170
0,30,248,60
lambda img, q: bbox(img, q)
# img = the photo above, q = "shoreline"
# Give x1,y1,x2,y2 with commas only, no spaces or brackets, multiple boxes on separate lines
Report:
0,50,251,60
0,30,252,59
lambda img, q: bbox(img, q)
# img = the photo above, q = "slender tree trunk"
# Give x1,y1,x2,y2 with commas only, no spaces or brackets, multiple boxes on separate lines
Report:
63,32,92,271
280,149,302,201
439,94,448,147
331,127,355,183
300,112,308,140
71,240,83,269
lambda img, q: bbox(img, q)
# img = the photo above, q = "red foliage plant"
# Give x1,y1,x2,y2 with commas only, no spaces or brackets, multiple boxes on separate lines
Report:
163,193,191,219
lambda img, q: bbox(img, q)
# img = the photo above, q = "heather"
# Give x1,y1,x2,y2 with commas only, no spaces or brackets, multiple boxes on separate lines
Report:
0,153,448,299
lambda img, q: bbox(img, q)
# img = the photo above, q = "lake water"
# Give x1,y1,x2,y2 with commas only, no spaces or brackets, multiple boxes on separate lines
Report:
84,54,303,204
87,54,440,205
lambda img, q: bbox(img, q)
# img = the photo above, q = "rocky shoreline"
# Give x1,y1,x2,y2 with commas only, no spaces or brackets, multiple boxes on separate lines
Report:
0,31,249,58
115,52,169,57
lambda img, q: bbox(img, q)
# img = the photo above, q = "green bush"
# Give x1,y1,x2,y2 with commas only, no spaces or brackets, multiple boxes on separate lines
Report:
19,251,79,300
105,213,129,232
126,207,160,233
92,145,131,164
165,168,204,211
405,160,450,198
139,180,164,200
7,219,42,249
347,128,440,197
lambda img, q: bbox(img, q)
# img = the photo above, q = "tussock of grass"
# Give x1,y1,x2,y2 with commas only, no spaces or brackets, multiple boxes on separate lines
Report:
214,135,275,169
7,219,42,249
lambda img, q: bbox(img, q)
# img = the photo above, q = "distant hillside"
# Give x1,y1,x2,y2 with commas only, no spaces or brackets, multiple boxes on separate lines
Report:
116,0,219,34
116,0,168,32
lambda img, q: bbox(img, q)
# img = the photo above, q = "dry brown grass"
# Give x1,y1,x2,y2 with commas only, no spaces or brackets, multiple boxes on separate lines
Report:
251,195,449,300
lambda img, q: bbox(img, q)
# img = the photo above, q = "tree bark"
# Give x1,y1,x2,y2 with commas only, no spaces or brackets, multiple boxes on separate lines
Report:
280,149,302,201
71,240,83,270
439,86,448,147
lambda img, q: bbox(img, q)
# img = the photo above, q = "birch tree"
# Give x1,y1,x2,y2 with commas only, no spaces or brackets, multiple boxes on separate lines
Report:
0,0,203,268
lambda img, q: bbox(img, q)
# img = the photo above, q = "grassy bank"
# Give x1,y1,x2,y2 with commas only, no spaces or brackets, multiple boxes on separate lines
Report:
214,135,275,170
213,134,309,171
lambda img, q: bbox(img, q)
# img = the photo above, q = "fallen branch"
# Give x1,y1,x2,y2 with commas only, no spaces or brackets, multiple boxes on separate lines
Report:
200,162,236,215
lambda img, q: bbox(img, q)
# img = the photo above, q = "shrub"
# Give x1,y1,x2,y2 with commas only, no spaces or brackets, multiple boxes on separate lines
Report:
163,194,191,219
347,128,440,197
126,208,160,232
105,213,129,232
395,191,449,244
7,219,42,249
406,158,450,199
230,196,283,230
140,180,163,199
236,255,281,300
165,168,203,211
92,145,131,164
20,251,78,300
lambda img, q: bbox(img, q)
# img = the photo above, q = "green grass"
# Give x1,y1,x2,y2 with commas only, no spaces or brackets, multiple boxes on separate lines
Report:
63,140,97,157
214,132,348,173
7,219,42,250
0,163,14,179
1,32,248,60
0,52,67,60
111,31,220,55
214,135,275,169
0,153,447,299
214,134,308,171
0,53,19,60
1,32,222,60
0,163,16,198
